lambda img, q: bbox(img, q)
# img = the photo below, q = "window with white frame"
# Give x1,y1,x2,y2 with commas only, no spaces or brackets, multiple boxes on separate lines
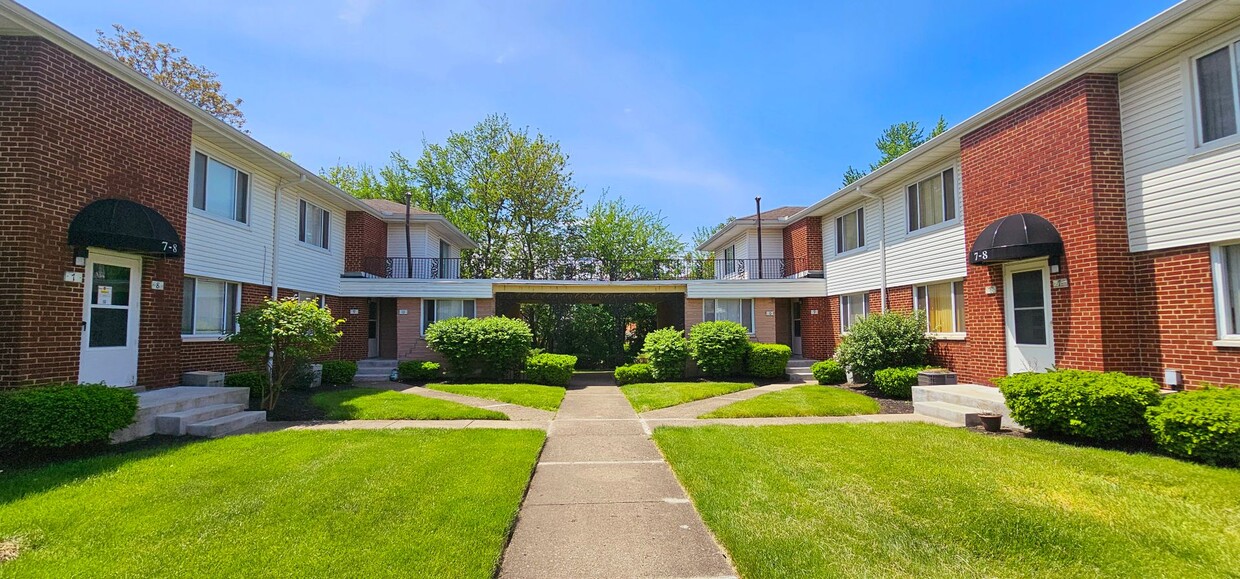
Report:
906,168,956,232
840,293,868,333
702,298,754,333
1214,243,1240,338
293,292,327,308
722,244,737,275
1194,42,1240,145
422,299,476,334
191,151,249,223
299,200,331,249
182,277,240,336
915,281,966,334
835,207,865,254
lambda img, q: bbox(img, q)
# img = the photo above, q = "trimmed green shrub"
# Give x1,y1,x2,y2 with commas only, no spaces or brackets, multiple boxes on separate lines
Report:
226,370,270,399
812,360,847,385
836,311,932,383
424,316,533,380
398,360,441,383
1146,387,1240,466
689,321,751,377
614,363,655,385
0,384,137,450
320,360,358,385
746,343,792,379
642,328,689,381
998,369,1162,443
872,366,923,399
525,353,577,386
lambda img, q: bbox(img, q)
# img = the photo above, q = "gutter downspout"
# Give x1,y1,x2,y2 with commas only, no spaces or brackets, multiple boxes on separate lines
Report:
271,174,307,299
859,188,888,312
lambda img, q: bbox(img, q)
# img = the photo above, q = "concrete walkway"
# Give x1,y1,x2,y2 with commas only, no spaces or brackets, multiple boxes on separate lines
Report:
638,380,808,421
399,385,557,422
499,372,736,579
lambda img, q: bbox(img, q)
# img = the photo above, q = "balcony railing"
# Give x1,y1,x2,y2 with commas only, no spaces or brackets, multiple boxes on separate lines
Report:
359,257,817,281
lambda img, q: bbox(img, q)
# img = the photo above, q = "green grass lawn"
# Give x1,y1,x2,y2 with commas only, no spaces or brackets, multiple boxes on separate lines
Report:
698,385,880,418
311,388,506,420
428,383,566,411
620,381,755,412
0,429,545,577
654,423,1240,578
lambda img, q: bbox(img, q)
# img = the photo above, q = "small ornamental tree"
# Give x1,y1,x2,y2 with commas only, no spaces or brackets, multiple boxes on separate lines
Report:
227,298,343,410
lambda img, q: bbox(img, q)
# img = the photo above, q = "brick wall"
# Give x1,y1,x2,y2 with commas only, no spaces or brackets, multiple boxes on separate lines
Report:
0,36,192,388
345,210,387,276
392,297,496,362
958,73,1135,385
782,216,823,271
800,296,833,360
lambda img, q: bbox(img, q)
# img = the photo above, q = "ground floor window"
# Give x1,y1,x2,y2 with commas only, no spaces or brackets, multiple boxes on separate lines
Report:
915,280,965,334
703,298,754,333
293,292,327,308
422,299,476,334
1214,243,1240,338
840,293,867,333
182,277,240,336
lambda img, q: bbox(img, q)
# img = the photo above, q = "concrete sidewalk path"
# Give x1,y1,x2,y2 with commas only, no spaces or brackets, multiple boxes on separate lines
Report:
499,372,736,579
638,380,806,421
399,385,556,422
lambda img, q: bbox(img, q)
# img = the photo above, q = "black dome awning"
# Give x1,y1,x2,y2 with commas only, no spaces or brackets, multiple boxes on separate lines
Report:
969,213,1063,265
68,199,183,258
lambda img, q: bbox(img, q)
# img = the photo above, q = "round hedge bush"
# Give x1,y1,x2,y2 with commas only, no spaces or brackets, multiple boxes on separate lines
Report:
1146,387,1240,466
746,343,791,379
642,328,689,381
835,311,931,384
525,353,577,386
872,366,923,399
614,363,655,385
689,321,751,377
397,360,441,383
0,384,138,450
425,316,533,380
320,360,358,386
997,369,1161,443
812,360,847,385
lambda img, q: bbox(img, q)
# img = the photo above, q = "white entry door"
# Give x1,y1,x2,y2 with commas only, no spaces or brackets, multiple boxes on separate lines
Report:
1004,261,1054,374
791,300,802,356
79,251,142,386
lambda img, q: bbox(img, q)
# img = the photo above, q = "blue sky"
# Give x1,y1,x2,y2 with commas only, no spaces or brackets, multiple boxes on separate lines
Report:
30,0,1171,240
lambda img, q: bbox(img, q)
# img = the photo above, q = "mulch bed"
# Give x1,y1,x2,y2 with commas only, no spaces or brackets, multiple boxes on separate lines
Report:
834,383,914,414
256,383,380,421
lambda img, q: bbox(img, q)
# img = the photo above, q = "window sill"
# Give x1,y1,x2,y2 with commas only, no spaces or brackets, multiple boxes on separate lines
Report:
903,218,960,241
298,240,332,255
1212,338,1240,348
928,332,966,341
181,334,228,343
191,208,250,230
830,246,870,260
1188,135,1240,161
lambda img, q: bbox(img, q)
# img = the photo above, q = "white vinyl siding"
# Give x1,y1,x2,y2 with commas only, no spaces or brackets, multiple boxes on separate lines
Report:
184,141,275,286
276,188,347,297
1120,28,1240,252
702,298,754,333
181,277,239,336
422,299,476,334
1213,243,1240,340
386,223,429,258
840,293,867,333
914,280,966,334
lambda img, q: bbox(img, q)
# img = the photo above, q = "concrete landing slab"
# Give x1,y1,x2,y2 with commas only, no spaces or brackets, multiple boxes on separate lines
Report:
540,434,664,462
551,419,646,436
524,462,686,506
556,396,638,419
500,502,735,579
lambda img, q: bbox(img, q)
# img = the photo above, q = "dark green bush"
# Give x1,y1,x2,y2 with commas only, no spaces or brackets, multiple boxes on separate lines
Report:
642,328,689,381
424,316,533,379
614,363,655,385
836,311,931,383
0,384,137,450
525,353,577,386
872,366,923,399
1146,387,1240,466
398,360,441,383
225,371,270,399
746,343,791,379
320,360,358,386
689,321,751,377
997,369,1161,443
812,360,847,385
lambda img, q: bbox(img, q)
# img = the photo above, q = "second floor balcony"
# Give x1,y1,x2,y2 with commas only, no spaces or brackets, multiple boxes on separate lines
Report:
356,256,818,281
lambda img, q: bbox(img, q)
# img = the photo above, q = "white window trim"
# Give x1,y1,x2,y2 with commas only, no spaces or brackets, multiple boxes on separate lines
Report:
1186,37,1240,153
834,206,866,256
181,276,241,340
421,299,477,336
298,198,332,252
903,165,959,237
189,149,252,227
701,298,756,335
839,292,868,334
1211,242,1240,344
913,279,967,337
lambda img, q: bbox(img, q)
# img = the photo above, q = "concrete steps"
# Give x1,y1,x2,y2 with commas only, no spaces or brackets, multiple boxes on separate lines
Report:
912,384,1021,429
186,411,268,438
356,358,398,382
787,358,818,380
112,386,266,443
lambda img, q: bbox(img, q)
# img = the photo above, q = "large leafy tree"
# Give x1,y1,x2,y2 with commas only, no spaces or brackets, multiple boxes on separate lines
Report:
842,116,948,186
96,24,245,129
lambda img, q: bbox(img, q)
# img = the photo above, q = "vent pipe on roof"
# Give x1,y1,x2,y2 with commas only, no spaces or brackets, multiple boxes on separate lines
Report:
755,197,763,279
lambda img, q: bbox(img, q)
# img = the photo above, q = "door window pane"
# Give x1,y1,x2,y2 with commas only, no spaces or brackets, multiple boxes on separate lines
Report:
1014,309,1047,345
91,264,130,306
1197,46,1238,143
1012,270,1044,308
89,308,128,347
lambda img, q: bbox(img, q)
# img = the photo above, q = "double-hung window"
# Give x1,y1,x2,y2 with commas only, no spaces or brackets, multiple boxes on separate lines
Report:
836,207,865,254
299,200,330,249
702,298,754,333
1213,243,1240,340
191,152,249,224
1194,42,1240,145
906,168,956,232
840,293,868,333
915,281,966,334
422,299,476,334
182,277,240,336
